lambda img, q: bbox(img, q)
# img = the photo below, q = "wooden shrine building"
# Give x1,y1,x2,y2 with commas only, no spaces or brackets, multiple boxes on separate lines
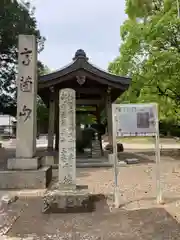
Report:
38,49,131,154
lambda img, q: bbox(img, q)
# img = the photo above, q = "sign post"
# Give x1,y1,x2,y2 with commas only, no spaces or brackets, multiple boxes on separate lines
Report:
112,103,162,205
154,104,162,203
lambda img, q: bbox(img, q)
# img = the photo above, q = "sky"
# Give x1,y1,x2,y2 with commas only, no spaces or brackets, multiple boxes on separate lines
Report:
32,0,127,71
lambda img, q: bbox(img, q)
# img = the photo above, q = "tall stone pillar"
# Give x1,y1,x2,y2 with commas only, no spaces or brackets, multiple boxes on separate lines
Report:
8,35,39,170
48,89,55,151
58,88,76,189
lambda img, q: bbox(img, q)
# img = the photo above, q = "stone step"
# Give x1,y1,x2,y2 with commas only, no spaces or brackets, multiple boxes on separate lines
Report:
52,162,128,168
76,160,108,163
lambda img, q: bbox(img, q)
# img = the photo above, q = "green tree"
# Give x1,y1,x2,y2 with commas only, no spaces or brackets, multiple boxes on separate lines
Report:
109,0,180,126
0,0,45,116
37,97,49,134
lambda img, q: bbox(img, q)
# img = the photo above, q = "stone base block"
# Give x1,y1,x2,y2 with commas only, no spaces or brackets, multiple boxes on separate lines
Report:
8,157,41,170
52,183,77,191
0,166,52,189
42,188,95,213
41,155,54,166
118,161,127,166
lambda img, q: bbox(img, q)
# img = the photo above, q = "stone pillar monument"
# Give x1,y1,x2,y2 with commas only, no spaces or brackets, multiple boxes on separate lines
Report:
42,88,94,213
58,88,76,189
0,35,52,189
8,35,39,170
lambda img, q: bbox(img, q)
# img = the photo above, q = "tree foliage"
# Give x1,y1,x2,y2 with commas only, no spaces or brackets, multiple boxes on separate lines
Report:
0,0,45,115
109,0,180,129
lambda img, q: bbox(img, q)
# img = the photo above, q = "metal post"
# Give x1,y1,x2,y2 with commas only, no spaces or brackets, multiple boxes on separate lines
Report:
112,104,119,208
154,104,162,204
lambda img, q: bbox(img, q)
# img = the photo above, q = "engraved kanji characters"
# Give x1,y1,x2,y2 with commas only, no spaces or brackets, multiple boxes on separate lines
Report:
19,105,32,122
19,46,33,122
60,91,73,103
20,47,32,66
60,147,67,162
20,76,32,92
63,174,73,184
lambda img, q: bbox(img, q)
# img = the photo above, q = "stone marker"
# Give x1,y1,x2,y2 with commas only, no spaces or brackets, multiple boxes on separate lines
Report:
8,35,39,170
0,35,52,189
42,88,105,213
92,132,101,158
16,35,37,159
58,88,76,189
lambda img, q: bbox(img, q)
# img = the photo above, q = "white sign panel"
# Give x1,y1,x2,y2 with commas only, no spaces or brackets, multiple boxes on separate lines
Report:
113,103,158,137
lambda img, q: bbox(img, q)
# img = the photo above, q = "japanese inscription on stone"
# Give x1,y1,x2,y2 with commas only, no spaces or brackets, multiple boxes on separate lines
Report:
18,45,33,122
19,105,32,122
20,47,32,66
59,88,76,186
20,76,32,92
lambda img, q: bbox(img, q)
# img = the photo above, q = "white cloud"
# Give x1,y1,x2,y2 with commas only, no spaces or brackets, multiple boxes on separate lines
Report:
32,0,127,70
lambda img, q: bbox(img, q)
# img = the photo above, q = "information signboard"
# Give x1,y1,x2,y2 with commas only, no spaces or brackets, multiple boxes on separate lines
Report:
112,103,162,206
114,104,158,137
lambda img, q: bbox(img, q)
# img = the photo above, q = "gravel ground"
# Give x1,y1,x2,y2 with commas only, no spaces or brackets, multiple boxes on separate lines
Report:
0,150,180,239
5,201,180,240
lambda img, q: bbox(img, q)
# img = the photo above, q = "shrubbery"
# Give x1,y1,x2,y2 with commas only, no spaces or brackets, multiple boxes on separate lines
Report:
159,121,180,137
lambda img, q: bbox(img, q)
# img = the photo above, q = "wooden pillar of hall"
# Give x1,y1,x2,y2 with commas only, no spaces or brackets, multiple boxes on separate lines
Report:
106,89,113,146
96,107,103,155
55,90,59,151
47,87,55,151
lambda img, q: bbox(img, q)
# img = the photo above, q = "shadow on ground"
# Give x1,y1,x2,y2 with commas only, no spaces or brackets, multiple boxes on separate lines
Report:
5,197,180,239
120,149,180,162
118,196,180,208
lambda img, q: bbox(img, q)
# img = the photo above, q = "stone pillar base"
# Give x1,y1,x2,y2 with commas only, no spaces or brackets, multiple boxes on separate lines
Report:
52,182,77,191
42,183,92,213
0,166,52,189
41,155,55,167
42,189,94,213
7,157,41,170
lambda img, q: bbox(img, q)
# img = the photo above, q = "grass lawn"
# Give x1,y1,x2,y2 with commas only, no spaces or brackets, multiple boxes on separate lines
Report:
117,136,155,143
